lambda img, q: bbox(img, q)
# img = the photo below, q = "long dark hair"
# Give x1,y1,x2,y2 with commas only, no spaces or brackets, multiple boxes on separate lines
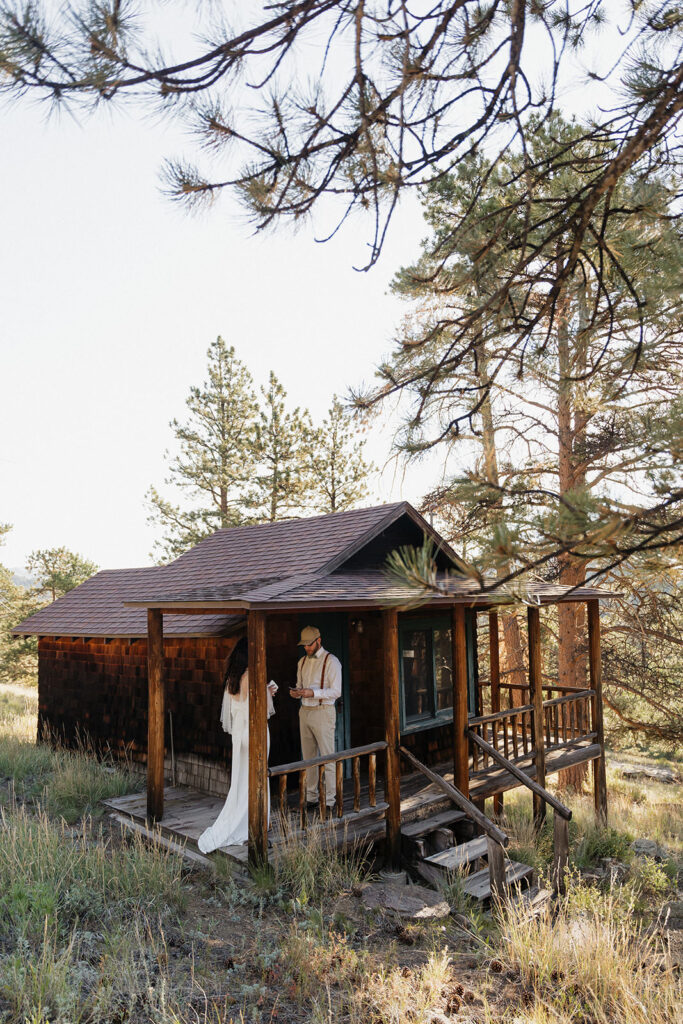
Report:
224,637,248,695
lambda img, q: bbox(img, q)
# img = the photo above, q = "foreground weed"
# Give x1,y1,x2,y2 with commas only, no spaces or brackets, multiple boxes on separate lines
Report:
496,876,682,1024
282,923,368,1003
0,925,86,1024
263,817,370,904
349,949,454,1024
0,805,185,941
0,712,141,821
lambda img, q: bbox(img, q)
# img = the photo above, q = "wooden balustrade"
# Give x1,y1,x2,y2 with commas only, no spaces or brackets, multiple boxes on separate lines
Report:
469,703,533,768
468,689,595,771
268,740,388,828
541,690,595,748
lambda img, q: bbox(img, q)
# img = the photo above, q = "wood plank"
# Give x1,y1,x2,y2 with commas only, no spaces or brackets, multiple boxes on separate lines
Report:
248,610,268,866
462,860,533,901
269,740,387,776
452,605,470,797
110,813,212,867
424,835,488,871
552,809,569,895
146,609,165,822
487,837,506,900
400,808,466,839
588,600,608,824
383,608,401,869
399,746,508,846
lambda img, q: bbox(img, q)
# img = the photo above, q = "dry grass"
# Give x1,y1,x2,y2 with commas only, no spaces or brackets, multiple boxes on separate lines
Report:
250,813,371,904
0,695,142,822
493,877,682,1023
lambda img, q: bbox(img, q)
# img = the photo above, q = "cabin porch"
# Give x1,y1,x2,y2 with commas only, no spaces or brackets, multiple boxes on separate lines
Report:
140,595,606,870
104,714,600,873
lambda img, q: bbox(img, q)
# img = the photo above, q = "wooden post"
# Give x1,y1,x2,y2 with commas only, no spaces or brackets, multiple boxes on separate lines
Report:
588,600,608,824
383,608,401,869
527,606,546,829
146,609,165,822
487,837,506,902
452,605,470,798
489,611,503,817
248,610,268,867
552,809,569,895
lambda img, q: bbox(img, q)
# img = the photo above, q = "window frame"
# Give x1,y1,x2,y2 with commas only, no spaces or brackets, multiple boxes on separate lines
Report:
398,614,455,734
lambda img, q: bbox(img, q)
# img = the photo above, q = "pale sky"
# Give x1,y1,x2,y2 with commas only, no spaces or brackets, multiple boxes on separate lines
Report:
1,93,432,572
0,3,640,573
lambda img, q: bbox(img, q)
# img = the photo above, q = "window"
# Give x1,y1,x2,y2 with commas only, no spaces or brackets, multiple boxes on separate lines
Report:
399,618,454,731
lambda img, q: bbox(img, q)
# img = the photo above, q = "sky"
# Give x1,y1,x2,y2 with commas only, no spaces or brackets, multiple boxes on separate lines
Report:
1,86,433,573
0,2,639,574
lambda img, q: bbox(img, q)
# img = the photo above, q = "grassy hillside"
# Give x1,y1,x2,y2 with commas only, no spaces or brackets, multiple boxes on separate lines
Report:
0,684,680,1024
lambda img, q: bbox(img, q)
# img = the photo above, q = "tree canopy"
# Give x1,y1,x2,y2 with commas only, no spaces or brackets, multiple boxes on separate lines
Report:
147,340,374,559
25,547,99,604
1,1,680,571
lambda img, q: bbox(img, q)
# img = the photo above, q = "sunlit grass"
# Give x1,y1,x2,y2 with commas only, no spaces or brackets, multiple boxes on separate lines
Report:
0,696,142,822
494,876,682,1024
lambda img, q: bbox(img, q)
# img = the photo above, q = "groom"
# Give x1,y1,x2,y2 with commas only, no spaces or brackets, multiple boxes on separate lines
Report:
289,626,342,809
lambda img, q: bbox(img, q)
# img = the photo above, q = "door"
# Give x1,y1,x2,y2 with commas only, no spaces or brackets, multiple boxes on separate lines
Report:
297,612,350,754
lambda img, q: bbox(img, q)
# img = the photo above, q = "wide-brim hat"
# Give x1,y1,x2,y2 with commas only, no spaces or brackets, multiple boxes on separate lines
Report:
297,625,321,646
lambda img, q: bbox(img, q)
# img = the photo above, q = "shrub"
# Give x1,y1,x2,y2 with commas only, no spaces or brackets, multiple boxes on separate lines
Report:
573,823,633,867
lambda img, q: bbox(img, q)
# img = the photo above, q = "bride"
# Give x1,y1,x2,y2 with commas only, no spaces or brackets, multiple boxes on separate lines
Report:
198,637,276,853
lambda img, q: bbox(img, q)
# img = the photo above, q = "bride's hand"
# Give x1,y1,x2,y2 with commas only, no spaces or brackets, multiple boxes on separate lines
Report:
267,680,278,695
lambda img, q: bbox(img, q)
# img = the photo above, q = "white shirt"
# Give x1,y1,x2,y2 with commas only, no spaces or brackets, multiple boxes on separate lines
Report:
297,647,342,707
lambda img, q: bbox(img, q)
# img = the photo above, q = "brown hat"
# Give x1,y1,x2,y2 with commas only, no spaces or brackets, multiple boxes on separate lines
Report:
297,625,321,646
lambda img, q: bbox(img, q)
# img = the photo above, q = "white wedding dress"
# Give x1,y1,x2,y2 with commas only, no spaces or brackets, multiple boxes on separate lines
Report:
198,670,275,853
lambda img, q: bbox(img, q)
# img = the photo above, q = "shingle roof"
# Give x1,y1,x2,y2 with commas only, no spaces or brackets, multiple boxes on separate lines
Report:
12,502,614,637
124,570,612,611
126,502,413,600
11,568,243,638
13,503,417,637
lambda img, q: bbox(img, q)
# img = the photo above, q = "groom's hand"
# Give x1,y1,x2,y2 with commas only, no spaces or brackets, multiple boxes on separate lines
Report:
289,688,314,699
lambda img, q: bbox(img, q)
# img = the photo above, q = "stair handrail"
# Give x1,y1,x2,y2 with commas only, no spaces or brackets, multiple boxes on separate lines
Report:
466,728,572,820
399,745,509,847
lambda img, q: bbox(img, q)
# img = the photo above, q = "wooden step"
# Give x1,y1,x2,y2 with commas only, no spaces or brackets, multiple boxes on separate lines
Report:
461,860,534,902
423,835,489,873
401,808,466,840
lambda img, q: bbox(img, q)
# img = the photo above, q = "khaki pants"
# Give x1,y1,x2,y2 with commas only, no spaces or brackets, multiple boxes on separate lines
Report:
299,704,337,806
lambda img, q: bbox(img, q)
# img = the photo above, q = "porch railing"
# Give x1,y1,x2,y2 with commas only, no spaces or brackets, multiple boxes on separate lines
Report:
399,744,512,899
468,689,596,769
466,726,572,893
268,740,388,828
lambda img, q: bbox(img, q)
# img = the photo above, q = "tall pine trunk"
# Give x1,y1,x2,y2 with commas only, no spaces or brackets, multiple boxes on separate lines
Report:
556,287,589,789
478,342,527,708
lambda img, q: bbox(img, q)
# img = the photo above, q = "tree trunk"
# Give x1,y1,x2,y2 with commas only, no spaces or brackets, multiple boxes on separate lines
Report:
477,341,527,709
556,287,589,790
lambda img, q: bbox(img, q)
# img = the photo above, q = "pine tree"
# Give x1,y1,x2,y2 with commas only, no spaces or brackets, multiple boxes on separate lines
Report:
26,547,98,603
368,115,682,743
246,373,315,523
309,396,373,514
146,338,258,561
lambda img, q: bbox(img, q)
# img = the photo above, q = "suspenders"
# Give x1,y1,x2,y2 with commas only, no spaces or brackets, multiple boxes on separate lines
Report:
318,653,331,706
299,652,332,704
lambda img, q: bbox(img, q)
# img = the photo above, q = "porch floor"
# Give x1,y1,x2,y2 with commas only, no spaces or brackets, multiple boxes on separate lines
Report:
103,739,600,867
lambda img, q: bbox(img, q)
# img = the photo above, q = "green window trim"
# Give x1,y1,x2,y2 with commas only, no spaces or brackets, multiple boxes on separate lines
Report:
398,612,477,735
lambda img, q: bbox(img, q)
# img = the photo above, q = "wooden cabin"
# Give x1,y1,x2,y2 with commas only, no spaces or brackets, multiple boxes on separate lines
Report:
14,502,609,895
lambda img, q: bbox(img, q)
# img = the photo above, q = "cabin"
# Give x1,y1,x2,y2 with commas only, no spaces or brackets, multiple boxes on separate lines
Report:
14,502,610,898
